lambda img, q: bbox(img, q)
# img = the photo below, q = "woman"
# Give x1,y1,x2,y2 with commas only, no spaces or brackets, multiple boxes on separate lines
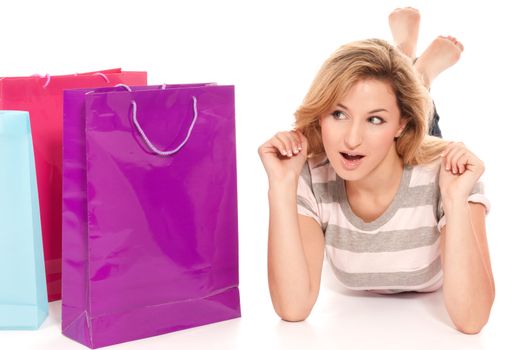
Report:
258,38,494,334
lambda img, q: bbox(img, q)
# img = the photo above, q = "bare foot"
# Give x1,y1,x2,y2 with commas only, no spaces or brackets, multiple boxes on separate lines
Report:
414,36,464,88
388,7,420,59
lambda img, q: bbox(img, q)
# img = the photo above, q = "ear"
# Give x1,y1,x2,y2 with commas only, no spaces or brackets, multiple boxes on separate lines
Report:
395,118,408,138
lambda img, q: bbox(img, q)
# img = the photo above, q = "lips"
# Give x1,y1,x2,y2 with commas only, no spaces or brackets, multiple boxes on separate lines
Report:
340,152,365,170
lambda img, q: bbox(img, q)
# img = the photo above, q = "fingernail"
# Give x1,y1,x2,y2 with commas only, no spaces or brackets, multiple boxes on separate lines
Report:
293,148,299,154
281,150,287,156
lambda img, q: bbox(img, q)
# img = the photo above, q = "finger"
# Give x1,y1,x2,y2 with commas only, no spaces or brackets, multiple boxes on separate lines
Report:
457,155,469,174
444,143,465,172
440,142,454,158
284,131,301,155
294,133,303,152
275,132,296,157
442,144,456,171
456,152,469,175
270,135,291,157
294,130,308,151
447,148,467,174
460,149,483,174
445,142,466,161
288,131,302,154
447,149,465,174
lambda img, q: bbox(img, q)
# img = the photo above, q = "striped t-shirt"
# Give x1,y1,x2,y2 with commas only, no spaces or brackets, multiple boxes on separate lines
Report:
297,154,489,294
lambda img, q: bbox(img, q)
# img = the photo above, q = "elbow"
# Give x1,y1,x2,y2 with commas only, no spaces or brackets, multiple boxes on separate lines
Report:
451,306,492,335
277,307,311,322
455,321,486,335
447,285,495,335
274,302,312,322
452,300,494,335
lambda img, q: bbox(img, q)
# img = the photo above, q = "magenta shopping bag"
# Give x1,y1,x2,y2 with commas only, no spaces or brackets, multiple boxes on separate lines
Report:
62,84,240,348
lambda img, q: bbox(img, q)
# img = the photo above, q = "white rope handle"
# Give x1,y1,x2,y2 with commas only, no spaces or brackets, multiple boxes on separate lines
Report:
114,83,167,91
93,72,110,82
113,84,198,156
115,83,132,91
131,96,198,156
32,74,51,88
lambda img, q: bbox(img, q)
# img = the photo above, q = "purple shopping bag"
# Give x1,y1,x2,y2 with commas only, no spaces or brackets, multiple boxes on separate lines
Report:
62,84,240,348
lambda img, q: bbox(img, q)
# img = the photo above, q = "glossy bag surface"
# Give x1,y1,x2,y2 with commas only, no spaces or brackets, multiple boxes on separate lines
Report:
0,69,148,301
0,111,48,329
62,84,240,348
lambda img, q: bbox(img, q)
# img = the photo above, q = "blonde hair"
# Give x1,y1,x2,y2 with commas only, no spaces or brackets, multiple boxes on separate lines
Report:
295,38,448,165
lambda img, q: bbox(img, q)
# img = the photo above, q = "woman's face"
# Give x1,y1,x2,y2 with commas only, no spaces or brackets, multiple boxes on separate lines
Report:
320,78,407,182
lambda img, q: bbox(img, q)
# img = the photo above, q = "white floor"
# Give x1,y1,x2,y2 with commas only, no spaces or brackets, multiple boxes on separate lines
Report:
1,261,519,350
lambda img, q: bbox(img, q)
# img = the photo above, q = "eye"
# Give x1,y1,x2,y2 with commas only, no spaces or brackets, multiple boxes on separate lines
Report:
332,110,348,120
368,116,385,125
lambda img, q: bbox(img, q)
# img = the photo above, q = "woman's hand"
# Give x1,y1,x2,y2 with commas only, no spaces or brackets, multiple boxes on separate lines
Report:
439,142,484,204
258,130,308,183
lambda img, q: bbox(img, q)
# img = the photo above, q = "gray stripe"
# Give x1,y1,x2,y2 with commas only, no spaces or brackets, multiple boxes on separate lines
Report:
337,166,438,231
325,225,439,253
383,289,410,294
312,157,330,169
471,182,483,195
297,195,317,218
299,162,312,185
329,256,441,288
312,181,436,207
311,181,340,203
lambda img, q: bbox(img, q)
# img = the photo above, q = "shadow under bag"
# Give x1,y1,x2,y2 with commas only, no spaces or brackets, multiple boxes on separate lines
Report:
61,84,240,348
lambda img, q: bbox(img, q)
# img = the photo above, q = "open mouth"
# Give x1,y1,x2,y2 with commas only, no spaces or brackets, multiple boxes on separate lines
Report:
341,152,365,161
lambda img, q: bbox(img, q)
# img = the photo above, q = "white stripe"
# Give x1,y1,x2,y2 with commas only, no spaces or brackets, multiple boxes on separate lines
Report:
382,206,438,231
325,238,440,274
408,161,439,187
320,202,437,233
297,208,321,225
468,193,490,213
310,162,336,182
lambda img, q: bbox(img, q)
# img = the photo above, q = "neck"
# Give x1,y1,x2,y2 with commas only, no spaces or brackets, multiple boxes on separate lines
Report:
346,148,404,197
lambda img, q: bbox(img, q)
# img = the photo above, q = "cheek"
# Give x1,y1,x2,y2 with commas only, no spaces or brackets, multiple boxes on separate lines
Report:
320,120,340,152
367,128,397,154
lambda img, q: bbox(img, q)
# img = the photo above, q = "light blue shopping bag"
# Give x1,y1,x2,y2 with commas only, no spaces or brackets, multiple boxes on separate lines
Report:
0,110,48,329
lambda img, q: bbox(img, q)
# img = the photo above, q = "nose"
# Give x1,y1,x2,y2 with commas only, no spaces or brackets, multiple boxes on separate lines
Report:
344,120,363,149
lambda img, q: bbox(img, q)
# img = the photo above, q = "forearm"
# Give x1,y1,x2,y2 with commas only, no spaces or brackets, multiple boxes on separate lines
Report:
267,179,315,320
442,200,494,333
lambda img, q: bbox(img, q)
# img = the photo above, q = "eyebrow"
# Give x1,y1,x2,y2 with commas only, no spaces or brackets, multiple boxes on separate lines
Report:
368,108,389,114
336,103,388,114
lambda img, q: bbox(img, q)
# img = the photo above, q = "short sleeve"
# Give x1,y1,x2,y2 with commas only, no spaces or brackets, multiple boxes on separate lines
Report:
297,162,321,225
437,181,491,231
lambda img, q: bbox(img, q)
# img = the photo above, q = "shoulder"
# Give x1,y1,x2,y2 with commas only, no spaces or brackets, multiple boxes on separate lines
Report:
298,154,340,210
408,159,442,188
301,153,335,184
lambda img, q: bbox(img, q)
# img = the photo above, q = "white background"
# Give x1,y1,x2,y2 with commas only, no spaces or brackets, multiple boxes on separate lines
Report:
1,0,522,349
